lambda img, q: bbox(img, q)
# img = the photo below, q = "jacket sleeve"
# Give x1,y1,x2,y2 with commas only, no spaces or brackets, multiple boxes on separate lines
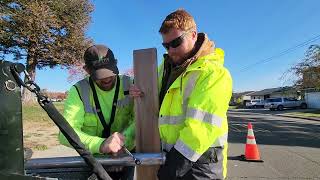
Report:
58,86,105,154
174,67,232,162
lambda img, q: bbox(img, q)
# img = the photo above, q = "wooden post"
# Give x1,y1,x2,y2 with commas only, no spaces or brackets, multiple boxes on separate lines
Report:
133,48,160,180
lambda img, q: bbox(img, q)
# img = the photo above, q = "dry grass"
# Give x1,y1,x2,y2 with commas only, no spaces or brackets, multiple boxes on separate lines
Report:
23,102,64,151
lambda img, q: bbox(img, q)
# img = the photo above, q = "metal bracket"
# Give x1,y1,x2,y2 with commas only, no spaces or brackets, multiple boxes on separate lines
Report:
5,80,17,91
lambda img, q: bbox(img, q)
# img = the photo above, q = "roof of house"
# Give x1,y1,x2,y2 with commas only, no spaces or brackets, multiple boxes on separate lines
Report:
247,87,295,96
233,91,254,98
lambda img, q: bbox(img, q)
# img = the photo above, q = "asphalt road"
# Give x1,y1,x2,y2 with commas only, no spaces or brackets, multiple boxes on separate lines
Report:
227,109,320,179
30,108,320,179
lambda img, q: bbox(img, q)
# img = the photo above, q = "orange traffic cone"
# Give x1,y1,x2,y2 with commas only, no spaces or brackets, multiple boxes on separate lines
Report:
241,122,263,162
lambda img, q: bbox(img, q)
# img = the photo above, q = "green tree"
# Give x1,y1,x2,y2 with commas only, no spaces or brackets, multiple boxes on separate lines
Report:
0,0,93,102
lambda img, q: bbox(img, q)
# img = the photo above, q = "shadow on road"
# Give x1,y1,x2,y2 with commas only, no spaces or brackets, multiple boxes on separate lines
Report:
228,110,320,148
227,155,242,161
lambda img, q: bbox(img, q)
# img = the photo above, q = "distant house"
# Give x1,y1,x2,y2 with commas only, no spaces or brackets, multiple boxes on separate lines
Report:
40,89,67,102
246,87,300,100
231,87,302,107
304,89,320,109
230,91,253,106
302,67,320,109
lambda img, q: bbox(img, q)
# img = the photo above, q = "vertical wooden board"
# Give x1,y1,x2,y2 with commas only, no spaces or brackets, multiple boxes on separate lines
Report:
133,48,160,180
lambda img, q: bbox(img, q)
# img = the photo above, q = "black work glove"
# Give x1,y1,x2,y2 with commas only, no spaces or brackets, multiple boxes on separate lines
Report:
157,147,193,180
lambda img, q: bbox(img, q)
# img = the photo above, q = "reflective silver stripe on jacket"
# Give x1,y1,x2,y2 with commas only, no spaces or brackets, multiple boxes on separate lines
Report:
159,115,184,125
158,71,200,125
174,140,201,162
122,75,130,92
186,108,223,127
117,96,132,107
77,79,96,114
159,108,223,127
212,133,228,147
162,133,227,154
117,75,132,107
174,136,227,162
182,72,200,111
161,141,174,152
76,76,131,114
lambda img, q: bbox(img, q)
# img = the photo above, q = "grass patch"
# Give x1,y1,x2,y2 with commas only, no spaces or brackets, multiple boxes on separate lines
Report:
32,133,43,137
285,109,320,118
33,144,48,151
24,134,32,138
228,106,238,110
50,133,58,137
23,102,64,123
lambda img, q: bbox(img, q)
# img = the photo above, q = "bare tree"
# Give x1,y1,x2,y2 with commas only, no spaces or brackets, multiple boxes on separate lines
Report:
283,45,320,90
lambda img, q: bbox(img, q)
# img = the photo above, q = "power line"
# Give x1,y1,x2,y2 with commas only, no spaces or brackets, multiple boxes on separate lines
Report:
238,34,320,72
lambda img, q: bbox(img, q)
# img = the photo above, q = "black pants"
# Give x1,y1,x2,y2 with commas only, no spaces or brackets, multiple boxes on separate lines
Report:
158,147,224,180
177,162,223,180
180,147,224,180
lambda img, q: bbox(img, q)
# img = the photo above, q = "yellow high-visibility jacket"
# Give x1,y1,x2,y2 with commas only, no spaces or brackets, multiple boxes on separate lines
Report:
158,48,232,178
59,75,135,154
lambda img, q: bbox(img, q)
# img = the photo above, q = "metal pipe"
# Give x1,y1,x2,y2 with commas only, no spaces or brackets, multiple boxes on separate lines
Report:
25,153,165,170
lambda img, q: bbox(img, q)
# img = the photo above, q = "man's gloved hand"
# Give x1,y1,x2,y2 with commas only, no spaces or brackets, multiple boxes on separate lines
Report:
157,147,193,180
99,132,125,154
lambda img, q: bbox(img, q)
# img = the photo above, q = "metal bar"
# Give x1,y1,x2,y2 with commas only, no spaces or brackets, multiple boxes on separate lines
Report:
25,153,165,170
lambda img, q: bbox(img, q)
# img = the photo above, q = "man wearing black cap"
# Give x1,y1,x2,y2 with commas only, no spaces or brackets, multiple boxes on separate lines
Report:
59,44,135,179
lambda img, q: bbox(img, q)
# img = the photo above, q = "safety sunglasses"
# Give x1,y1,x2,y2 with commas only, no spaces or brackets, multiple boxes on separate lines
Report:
162,31,189,50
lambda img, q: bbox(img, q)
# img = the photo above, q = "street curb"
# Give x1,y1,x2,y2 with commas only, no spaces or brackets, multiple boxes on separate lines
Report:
273,114,320,122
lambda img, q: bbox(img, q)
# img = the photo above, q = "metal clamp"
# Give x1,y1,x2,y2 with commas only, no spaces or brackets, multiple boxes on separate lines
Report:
10,64,50,106
5,80,17,91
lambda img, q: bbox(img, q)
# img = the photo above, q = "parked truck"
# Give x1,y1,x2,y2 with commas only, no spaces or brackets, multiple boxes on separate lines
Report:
264,97,308,111
245,99,265,108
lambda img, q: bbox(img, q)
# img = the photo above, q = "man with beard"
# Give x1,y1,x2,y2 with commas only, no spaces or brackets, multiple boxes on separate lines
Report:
59,44,135,179
131,9,232,179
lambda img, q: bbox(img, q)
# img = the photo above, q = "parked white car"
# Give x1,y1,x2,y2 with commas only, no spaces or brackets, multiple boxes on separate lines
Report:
264,97,307,111
246,99,265,108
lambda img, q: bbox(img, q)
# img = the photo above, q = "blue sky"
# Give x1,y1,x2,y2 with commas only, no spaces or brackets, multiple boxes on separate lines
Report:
34,0,320,92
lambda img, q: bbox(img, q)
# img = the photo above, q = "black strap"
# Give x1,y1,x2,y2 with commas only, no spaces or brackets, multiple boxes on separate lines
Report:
41,102,112,180
108,76,120,136
10,63,112,180
89,76,120,138
124,91,129,95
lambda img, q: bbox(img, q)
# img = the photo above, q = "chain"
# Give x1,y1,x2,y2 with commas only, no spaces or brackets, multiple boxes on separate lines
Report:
10,64,49,106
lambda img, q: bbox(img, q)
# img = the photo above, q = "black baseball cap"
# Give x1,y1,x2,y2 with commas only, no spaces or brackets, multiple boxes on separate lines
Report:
84,45,119,80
